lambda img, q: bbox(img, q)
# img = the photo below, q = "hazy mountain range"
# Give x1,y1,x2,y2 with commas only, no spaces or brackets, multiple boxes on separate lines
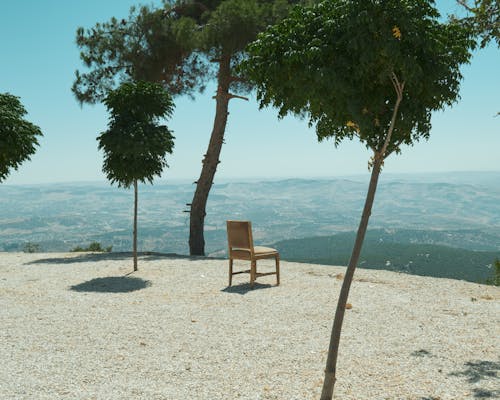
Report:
1,171,499,282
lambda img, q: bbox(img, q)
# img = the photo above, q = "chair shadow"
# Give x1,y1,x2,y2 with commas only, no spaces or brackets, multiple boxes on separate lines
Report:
25,251,222,265
69,276,151,293
448,359,500,399
221,282,274,295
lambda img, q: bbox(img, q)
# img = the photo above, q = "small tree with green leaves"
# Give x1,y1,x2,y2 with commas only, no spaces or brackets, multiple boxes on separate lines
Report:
0,93,42,182
241,0,473,398
98,81,174,271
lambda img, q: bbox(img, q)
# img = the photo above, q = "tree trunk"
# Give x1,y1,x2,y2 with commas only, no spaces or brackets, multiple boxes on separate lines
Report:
320,74,404,399
320,155,383,400
133,179,138,271
189,55,231,256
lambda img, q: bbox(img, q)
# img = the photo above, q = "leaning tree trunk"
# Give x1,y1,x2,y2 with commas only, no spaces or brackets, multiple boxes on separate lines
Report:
189,55,231,256
320,74,404,399
320,155,383,399
133,179,138,271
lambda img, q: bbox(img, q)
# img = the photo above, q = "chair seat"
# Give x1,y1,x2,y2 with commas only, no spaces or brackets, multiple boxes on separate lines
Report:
231,246,278,260
253,246,278,255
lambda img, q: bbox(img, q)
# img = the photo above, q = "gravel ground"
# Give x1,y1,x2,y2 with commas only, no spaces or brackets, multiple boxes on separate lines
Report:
0,252,499,400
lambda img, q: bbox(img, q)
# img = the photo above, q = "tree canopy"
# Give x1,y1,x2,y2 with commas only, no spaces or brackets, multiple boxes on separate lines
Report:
73,4,203,104
0,93,42,182
243,0,473,157
98,81,175,188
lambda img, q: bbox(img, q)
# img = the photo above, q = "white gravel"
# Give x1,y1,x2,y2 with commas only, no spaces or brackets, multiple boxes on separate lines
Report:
0,252,499,399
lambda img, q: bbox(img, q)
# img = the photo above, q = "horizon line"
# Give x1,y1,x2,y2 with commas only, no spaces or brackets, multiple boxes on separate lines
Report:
2,170,500,187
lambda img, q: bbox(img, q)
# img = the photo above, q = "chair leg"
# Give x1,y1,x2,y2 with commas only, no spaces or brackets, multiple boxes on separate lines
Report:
229,258,233,287
250,260,256,288
275,254,280,286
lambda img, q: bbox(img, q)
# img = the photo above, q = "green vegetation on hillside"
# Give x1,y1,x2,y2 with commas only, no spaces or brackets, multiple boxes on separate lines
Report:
486,259,500,286
274,231,499,283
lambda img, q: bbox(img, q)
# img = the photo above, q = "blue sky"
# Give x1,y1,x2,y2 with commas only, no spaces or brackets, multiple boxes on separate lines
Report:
1,0,498,185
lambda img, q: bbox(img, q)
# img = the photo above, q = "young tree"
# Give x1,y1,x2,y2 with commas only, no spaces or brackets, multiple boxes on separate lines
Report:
241,1,473,398
98,81,175,271
0,93,42,182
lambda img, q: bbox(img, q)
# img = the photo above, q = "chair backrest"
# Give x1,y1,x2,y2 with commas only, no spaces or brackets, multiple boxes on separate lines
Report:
226,220,254,251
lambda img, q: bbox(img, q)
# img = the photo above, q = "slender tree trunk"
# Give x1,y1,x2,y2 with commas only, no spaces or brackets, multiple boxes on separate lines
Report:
320,74,404,399
320,155,383,400
133,179,138,271
189,55,231,256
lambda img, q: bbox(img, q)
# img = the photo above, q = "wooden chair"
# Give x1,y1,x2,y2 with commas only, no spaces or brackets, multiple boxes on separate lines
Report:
226,220,280,287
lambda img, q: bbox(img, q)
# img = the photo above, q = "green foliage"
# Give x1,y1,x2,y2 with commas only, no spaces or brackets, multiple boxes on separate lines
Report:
274,231,500,283
73,1,308,104
71,242,112,252
73,4,204,103
485,258,500,286
200,0,270,54
196,0,308,87
242,0,474,156
0,93,43,182
98,81,175,188
23,242,41,253
458,0,500,47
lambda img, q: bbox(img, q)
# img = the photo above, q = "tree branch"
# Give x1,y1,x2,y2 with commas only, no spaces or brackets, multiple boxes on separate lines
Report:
457,0,474,12
384,137,405,158
228,93,249,101
379,73,405,159
212,92,249,101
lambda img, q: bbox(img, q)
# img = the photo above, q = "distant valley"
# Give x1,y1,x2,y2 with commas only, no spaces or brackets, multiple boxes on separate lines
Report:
1,172,499,283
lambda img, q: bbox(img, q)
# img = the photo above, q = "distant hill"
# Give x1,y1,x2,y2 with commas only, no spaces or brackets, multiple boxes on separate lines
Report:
1,173,500,257
273,230,500,283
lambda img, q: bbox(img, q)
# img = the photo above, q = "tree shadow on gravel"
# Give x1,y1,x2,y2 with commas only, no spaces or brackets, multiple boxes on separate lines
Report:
25,252,220,265
221,282,273,295
69,276,151,293
449,360,500,399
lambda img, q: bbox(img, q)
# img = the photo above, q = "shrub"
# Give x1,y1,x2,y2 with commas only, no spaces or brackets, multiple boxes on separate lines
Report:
70,242,112,253
23,242,41,253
